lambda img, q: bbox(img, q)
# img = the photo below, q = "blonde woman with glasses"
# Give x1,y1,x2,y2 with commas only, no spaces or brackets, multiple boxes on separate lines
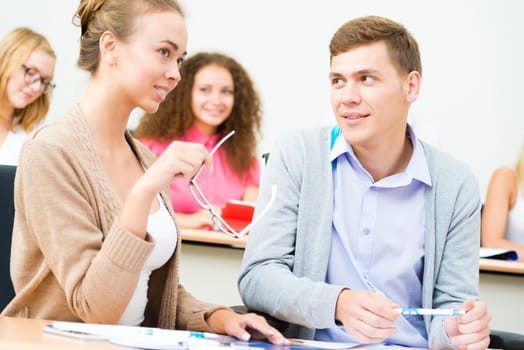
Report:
482,140,524,261
0,27,56,165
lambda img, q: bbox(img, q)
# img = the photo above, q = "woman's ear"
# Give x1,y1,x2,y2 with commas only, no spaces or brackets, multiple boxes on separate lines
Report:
406,70,421,103
99,31,118,66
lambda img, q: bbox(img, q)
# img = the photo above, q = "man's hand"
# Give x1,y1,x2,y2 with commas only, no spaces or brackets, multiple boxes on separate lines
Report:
335,289,400,343
444,299,491,350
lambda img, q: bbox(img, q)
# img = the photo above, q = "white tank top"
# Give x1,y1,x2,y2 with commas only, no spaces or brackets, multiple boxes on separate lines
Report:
506,192,524,245
118,194,177,326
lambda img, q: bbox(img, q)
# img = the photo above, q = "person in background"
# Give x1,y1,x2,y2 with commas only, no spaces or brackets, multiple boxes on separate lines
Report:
482,140,524,260
134,52,261,230
2,0,288,346
238,15,491,349
0,27,56,165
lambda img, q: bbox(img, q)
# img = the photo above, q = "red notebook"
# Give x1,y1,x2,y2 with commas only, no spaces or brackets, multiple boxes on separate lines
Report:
220,200,255,233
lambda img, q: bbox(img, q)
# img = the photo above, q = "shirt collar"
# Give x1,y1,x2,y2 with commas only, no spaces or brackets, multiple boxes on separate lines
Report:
404,125,432,186
329,124,432,187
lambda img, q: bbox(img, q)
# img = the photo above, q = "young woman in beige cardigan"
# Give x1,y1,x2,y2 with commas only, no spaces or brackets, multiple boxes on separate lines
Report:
2,0,288,345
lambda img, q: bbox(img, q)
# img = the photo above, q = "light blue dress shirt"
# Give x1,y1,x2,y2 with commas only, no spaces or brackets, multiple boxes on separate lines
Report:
315,127,432,347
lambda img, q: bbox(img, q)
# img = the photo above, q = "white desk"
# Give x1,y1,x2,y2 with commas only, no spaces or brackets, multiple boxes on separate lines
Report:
0,316,433,350
180,230,524,334
479,259,524,334
0,316,130,350
179,229,245,306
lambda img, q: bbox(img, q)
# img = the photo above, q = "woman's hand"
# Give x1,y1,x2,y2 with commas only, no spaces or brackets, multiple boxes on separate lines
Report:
145,141,211,193
207,309,289,346
120,141,211,238
176,210,214,229
176,206,222,230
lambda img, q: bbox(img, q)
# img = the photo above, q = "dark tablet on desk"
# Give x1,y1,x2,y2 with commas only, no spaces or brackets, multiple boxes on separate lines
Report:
479,247,519,261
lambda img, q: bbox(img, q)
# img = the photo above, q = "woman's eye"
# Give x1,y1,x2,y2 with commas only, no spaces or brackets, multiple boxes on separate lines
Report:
160,48,170,57
176,57,184,66
26,69,38,77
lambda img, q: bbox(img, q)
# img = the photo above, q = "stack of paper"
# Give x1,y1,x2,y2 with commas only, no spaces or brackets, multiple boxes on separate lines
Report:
45,321,234,349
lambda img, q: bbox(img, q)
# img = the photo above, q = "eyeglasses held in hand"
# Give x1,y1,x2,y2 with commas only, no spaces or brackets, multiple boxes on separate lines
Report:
188,130,277,238
22,64,56,95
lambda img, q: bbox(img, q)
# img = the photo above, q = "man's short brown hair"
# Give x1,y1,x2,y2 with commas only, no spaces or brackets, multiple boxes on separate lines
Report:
329,16,422,76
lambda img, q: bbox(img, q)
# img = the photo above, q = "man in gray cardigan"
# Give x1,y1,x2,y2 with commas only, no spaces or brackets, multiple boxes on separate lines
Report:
238,16,491,349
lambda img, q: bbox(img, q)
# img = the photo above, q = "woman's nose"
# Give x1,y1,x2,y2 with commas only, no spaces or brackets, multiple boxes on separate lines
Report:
167,64,182,84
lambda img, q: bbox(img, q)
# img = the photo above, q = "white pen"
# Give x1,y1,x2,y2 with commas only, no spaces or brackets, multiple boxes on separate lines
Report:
395,308,466,316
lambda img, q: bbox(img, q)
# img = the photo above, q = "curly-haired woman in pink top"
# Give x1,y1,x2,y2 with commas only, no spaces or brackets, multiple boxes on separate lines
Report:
135,52,262,229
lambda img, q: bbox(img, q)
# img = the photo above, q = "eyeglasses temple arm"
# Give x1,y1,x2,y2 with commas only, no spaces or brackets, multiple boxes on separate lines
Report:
189,130,236,182
235,184,277,238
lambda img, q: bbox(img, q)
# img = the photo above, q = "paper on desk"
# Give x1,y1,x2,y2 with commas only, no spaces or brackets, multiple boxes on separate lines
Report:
110,335,232,349
290,338,361,349
48,321,234,349
234,340,426,350
352,346,427,349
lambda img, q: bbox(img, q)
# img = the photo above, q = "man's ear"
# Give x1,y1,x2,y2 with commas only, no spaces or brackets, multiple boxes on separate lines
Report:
99,31,118,65
406,70,421,103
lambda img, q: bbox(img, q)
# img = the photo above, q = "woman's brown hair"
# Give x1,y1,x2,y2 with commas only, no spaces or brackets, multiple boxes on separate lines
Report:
73,0,184,73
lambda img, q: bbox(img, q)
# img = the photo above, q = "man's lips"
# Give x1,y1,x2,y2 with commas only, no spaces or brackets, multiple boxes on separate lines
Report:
342,112,369,119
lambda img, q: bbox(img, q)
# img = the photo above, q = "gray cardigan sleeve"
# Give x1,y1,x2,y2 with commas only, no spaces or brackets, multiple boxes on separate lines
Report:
239,133,483,346
238,128,343,331
423,145,482,349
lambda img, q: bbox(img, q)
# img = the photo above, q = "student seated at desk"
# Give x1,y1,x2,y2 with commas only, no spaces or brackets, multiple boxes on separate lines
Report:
1,0,287,346
135,52,262,230
0,27,56,165
238,15,491,349
482,140,524,261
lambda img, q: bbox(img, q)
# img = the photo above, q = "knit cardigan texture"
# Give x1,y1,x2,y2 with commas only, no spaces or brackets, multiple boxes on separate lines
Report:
2,104,224,330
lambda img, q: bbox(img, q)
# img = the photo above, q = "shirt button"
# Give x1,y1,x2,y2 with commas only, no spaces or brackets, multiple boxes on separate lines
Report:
362,228,370,235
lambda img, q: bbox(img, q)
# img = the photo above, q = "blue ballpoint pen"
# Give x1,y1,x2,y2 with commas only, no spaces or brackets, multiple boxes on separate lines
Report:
396,308,466,316
189,331,237,344
189,331,206,339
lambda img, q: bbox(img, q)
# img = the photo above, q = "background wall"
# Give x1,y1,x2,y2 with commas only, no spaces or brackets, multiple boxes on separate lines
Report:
2,0,523,198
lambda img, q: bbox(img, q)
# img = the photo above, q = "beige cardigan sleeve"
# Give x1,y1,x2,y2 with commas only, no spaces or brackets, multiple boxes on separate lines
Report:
8,121,231,328
13,139,155,323
137,143,230,331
